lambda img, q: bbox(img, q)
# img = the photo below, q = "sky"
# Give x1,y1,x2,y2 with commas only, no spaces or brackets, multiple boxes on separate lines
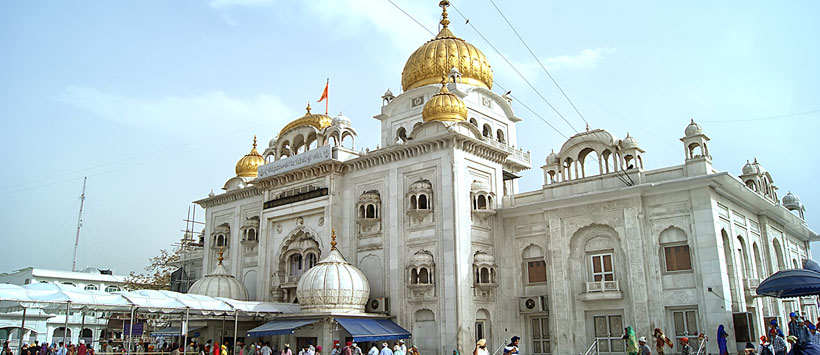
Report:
0,0,818,275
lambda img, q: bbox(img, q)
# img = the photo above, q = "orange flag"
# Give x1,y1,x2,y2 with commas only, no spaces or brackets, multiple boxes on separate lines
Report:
317,79,329,114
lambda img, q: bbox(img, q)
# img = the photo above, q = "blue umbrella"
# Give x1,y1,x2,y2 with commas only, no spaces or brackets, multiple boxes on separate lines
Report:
757,267,820,298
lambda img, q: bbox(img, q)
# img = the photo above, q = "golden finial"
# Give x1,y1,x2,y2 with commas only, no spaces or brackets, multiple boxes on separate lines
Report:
439,0,451,29
330,229,337,250
252,135,257,148
218,246,224,265
306,102,312,113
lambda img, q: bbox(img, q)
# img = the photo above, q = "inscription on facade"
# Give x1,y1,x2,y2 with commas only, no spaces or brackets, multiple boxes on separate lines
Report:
264,188,329,209
258,146,332,178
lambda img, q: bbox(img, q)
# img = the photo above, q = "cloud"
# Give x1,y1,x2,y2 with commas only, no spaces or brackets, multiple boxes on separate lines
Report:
543,47,616,71
208,0,274,10
53,86,295,136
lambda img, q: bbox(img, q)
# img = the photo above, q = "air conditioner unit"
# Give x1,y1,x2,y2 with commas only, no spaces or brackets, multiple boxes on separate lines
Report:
519,296,548,314
366,297,389,313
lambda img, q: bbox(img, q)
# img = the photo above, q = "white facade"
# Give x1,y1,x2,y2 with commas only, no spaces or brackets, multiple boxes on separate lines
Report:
189,6,818,355
0,268,126,345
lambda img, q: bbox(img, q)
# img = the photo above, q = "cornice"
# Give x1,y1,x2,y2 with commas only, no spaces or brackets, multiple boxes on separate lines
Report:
194,186,262,209
254,161,347,190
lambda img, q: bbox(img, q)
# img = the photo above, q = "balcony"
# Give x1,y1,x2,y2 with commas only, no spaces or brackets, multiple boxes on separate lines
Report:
580,281,622,302
483,139,531,169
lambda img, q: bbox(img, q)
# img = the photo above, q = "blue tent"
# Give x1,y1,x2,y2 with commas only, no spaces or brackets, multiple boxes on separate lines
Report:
756,260,820,298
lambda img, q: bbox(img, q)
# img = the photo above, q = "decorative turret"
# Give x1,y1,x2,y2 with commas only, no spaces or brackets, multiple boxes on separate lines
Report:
422,79,468,122
235,136,265,178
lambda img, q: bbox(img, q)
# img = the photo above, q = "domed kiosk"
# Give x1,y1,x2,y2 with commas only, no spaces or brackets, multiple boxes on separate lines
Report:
188,248,250,301
246,230,409,349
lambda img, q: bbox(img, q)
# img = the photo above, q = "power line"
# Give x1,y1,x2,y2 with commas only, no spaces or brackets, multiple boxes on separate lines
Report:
486,0,589,127
448,2,580,133
386,0,436,37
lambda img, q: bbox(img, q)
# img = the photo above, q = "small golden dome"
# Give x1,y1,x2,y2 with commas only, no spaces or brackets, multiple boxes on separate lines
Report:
401,1,492,92
278,102,333,138
235,136,266,178
422,80,468,122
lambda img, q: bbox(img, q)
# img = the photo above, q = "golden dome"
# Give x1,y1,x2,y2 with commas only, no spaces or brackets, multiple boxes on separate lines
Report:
235,136,266,178
401,1,492,92
278,103,333,137
422,80,467,122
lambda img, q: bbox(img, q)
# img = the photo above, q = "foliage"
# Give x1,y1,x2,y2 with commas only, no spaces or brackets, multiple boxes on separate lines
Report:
124,247,182,290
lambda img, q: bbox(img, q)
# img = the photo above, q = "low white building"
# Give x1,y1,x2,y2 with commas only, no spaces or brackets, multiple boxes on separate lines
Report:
0,267,126,345
185,2,818,354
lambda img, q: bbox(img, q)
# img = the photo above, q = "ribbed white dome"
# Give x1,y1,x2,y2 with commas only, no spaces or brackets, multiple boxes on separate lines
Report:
296,248,370,313
188,263,249,301
685,119,703,136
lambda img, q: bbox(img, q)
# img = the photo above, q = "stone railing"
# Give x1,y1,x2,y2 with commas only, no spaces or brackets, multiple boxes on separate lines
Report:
584,280,620,293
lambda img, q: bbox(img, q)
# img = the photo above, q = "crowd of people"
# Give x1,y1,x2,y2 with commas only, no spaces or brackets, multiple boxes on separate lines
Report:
470,336,519,355
1,340,93,355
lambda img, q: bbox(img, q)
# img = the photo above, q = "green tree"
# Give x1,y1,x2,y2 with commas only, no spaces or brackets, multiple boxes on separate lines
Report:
124,248,182,290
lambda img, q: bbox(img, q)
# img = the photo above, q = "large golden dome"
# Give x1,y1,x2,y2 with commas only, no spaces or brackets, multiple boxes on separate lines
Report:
278,103,333,137
401,1,492,92
235,136,266,177
422,80,467,122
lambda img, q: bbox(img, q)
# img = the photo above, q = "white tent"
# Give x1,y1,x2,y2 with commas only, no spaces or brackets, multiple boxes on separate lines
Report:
0,283,300,353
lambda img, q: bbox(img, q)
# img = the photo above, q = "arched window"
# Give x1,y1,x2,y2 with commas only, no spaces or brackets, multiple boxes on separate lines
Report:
104,286,120,293
659,227,692,272
359,205,366,218
418,268,429,284
482,124,491,138
411,268,419,284
480,267,490,283
289,254,303,276
410,195,417,209
366,204,376,218
216,235,226,247
307,253,317,269
469,118,478,126
418,194,428,209
247,229,256,241
496,129,505,143
84,285,98,291
396,127,407,143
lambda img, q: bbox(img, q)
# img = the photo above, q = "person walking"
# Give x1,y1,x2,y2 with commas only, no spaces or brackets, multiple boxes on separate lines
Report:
758,336,774,355
717,325,729,355
502,337,519,355
378,344,391,355
622,327,638,355
678,337,694,355
654,328,674,355
473,339,488,355
771,329,787,355
637,337,651,355
366,345,377,355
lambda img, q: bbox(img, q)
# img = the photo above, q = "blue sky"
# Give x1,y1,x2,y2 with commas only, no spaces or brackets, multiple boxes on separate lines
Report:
0,0,818,274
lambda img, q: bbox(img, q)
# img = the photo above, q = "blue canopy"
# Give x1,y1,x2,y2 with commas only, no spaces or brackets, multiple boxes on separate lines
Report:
756,269,820,298
246,319,319,337
336,318,411,342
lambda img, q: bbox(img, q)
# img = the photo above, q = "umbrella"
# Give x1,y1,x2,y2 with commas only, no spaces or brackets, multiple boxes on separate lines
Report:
756,269,820,298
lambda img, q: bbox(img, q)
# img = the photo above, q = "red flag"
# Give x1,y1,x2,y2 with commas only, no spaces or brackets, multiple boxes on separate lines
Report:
317,79,329,114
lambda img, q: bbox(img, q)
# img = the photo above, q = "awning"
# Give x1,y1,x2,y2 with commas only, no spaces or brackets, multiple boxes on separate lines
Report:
246,319,319,337
150,326,205,337
336,318,411,342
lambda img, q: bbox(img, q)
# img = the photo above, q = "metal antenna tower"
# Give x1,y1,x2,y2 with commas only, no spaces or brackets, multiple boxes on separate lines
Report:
71,177,87,272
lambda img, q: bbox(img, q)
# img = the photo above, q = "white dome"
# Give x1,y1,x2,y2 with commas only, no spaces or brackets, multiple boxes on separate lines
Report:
296,246,370,313
782,191,801,209
471,180,490,192
188,262,249,301
741,160,757,175
545,149,559,165
685,119,703,136
333,112,352,127
620,133,639,149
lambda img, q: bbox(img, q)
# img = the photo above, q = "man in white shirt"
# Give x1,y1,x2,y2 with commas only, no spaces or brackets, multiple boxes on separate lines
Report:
367,345,378,355
397,341,405,355
261,343,272,355
378,343,392,355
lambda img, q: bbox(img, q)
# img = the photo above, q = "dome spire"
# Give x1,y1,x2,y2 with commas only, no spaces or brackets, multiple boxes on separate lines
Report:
330,228,337,250
218,246,224,265
439,0,451,29
306,101,312,114
252,135,257,149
